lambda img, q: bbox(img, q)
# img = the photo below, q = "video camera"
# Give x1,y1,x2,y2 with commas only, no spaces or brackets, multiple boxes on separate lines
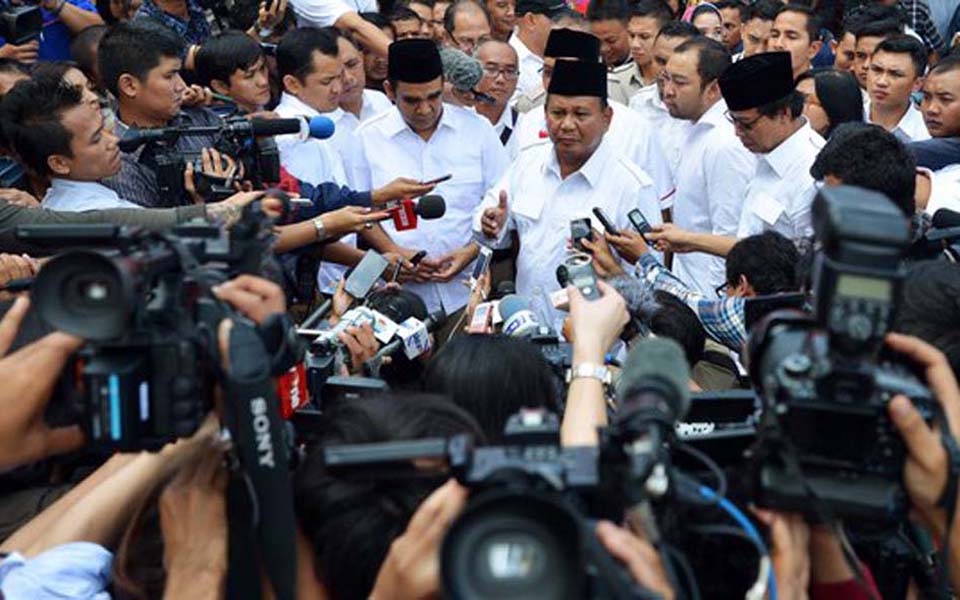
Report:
746,185,936,522
16,193,303,451
0,1,41,45
119,117,326,202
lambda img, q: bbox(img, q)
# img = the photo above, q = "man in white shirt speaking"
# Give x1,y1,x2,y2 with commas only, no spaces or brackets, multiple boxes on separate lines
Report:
475,59,661,328
348,38,509,326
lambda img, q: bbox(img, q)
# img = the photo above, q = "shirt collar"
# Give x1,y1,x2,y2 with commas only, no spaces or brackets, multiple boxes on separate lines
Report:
278,92,321,118
48,178,121,198
544,135,611,187
383,103,456,138
696,98,728,129
761,119,816,178
510,34,542,64
492,104,513,131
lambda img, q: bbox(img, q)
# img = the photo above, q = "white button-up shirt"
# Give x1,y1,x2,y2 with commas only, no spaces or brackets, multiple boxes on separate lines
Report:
509,34,544,105
512,100,675,208
923,164,960,216
629,89,690,191
671,99,756,297
737,120,825,240
865,99,931,143
289,0,376,27
474,138,662,329
486,104,519,158
347,103,509,314
41,179,141,211
327,89,393,166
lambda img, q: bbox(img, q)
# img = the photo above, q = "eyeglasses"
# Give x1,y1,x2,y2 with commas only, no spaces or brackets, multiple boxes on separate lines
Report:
482,65,519,79
715,282,730,298
724,110,764,131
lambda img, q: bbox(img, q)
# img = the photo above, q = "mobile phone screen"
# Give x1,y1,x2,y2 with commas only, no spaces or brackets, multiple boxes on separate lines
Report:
471,245,493,281
628,209,652,235
344,251,390,299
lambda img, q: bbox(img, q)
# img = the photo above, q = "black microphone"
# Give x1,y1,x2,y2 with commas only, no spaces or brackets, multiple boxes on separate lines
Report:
607,275,662,324
414,195,446,219
932,208,960,229
493,280,516,300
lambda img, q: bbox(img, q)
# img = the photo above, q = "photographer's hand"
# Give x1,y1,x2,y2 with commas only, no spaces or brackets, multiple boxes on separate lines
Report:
206,190,265,227
595,521,675,600
886,333,960,537
0,40,38,63
337,322,379,374
370,479,468,600
751,508,810,600
212,275,286,326
182,85,214,108
0,297,85,470
0,188,40,208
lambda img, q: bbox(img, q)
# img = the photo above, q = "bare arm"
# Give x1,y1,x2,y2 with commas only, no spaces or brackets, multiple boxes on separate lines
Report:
43,0,105,34
334,11,391,58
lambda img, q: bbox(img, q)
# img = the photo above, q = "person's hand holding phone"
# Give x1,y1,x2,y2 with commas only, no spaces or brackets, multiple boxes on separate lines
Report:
605,229,651,264
371,177,438,207
580,231,624,278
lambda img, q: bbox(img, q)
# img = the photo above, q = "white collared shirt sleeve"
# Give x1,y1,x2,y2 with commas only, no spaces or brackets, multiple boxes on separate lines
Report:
925,164,960,216
289,0,352,27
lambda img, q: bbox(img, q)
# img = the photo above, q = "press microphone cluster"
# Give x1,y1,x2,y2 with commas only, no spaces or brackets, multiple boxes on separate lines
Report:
118,115,336,152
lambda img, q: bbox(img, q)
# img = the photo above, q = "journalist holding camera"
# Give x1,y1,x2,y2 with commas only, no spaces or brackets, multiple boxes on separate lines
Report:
0,6,959,600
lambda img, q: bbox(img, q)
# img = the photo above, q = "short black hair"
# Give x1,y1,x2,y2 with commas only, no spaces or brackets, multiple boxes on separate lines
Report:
854,18,902,41
849,4,906,32
726,231,800,294
391,5,424,25
443,0,490,34
98,21,185,98
691,3,721,23
69,24,108,84
195,30,265,88
795,68,864,137
758,89,804,119
630,0,672,28
775,4,821,42
649,291,706,366
276,26,339,82
423,335,560,443
360,10,390,30
714,0,747,20
0,76,83,177
674,37,730,87
873,34,927,78
294,395,483,600
747,0,781,23
930,53,960,77
587,0,631,22
656,19,701,43
810,122,916,216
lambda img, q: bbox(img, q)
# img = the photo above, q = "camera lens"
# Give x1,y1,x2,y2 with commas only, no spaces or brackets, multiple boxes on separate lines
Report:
441,490,582,600
31,250,135,341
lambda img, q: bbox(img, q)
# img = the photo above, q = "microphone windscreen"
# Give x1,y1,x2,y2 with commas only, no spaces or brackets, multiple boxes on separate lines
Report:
248,117,303,137
932,208,960,229
415,195,446,219
307,116,336,140
617,337,691,423
607,276,662,322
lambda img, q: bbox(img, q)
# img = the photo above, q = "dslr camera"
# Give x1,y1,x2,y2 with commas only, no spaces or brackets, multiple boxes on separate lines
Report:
746,185,935,522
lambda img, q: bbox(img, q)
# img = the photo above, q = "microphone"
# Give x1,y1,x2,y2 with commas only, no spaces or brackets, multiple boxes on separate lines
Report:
370,309,446,361
493,281,516,299
499,294,541,337
439,47,483,92
117,116,336,153
933,208,960,229
616,337,691,424
245,116,336,140
387,195,446,231
607,275,662,324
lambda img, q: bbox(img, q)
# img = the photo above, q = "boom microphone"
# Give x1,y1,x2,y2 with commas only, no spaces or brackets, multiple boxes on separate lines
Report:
117,116,336,152
616,337,691,426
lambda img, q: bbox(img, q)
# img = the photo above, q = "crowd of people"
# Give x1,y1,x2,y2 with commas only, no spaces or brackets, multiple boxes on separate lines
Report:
0,0,955,597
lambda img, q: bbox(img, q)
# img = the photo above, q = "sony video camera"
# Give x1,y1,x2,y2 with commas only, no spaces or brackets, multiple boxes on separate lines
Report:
0,1,41,45
16,195,302,451
745,185,936,522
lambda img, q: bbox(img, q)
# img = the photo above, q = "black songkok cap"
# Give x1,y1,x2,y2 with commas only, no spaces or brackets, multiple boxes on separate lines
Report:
547,59,607,99
388,38,443,83
719,51,794,111
544,28,601,62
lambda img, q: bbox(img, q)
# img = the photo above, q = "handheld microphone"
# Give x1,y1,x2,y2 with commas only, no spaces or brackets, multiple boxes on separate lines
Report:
370,309,446,361
440,47,483,92
498,294,541,337
388,195,446,231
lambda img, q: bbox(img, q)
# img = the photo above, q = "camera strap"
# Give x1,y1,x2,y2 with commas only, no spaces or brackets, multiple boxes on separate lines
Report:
222,320,297,600
935,429,960,588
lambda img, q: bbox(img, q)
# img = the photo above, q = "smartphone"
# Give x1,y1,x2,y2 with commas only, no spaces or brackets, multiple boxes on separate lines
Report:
471,245,493,285
628,209,652,236
422,174,452,186
592,207,619,236
467,302,494,334
570,218,593,252
388,259,403,283
344,251,390,299
409,250,427,265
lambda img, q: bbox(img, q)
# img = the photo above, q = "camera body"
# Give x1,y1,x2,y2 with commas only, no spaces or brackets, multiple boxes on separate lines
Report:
0,3,41,45
747,186,936,522
20,200,288,451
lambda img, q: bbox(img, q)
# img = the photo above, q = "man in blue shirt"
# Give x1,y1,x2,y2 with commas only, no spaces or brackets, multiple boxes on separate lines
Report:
0,0,103,62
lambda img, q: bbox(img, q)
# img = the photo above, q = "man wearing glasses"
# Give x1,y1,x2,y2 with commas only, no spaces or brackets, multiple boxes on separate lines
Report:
648,52,824,261
474,40,521,153
652,36,754,297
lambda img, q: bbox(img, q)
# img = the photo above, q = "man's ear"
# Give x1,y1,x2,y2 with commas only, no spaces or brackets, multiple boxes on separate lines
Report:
282,74,302,96
739,274,757,298
913,75,925,93
808,40,823,62
47,153,72,177
383,79,396,102
209,78,231,97
116,73,140,99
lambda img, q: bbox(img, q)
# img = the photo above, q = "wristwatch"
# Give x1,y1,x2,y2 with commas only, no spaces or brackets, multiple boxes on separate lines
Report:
565,363,612,386
313,216,328,242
